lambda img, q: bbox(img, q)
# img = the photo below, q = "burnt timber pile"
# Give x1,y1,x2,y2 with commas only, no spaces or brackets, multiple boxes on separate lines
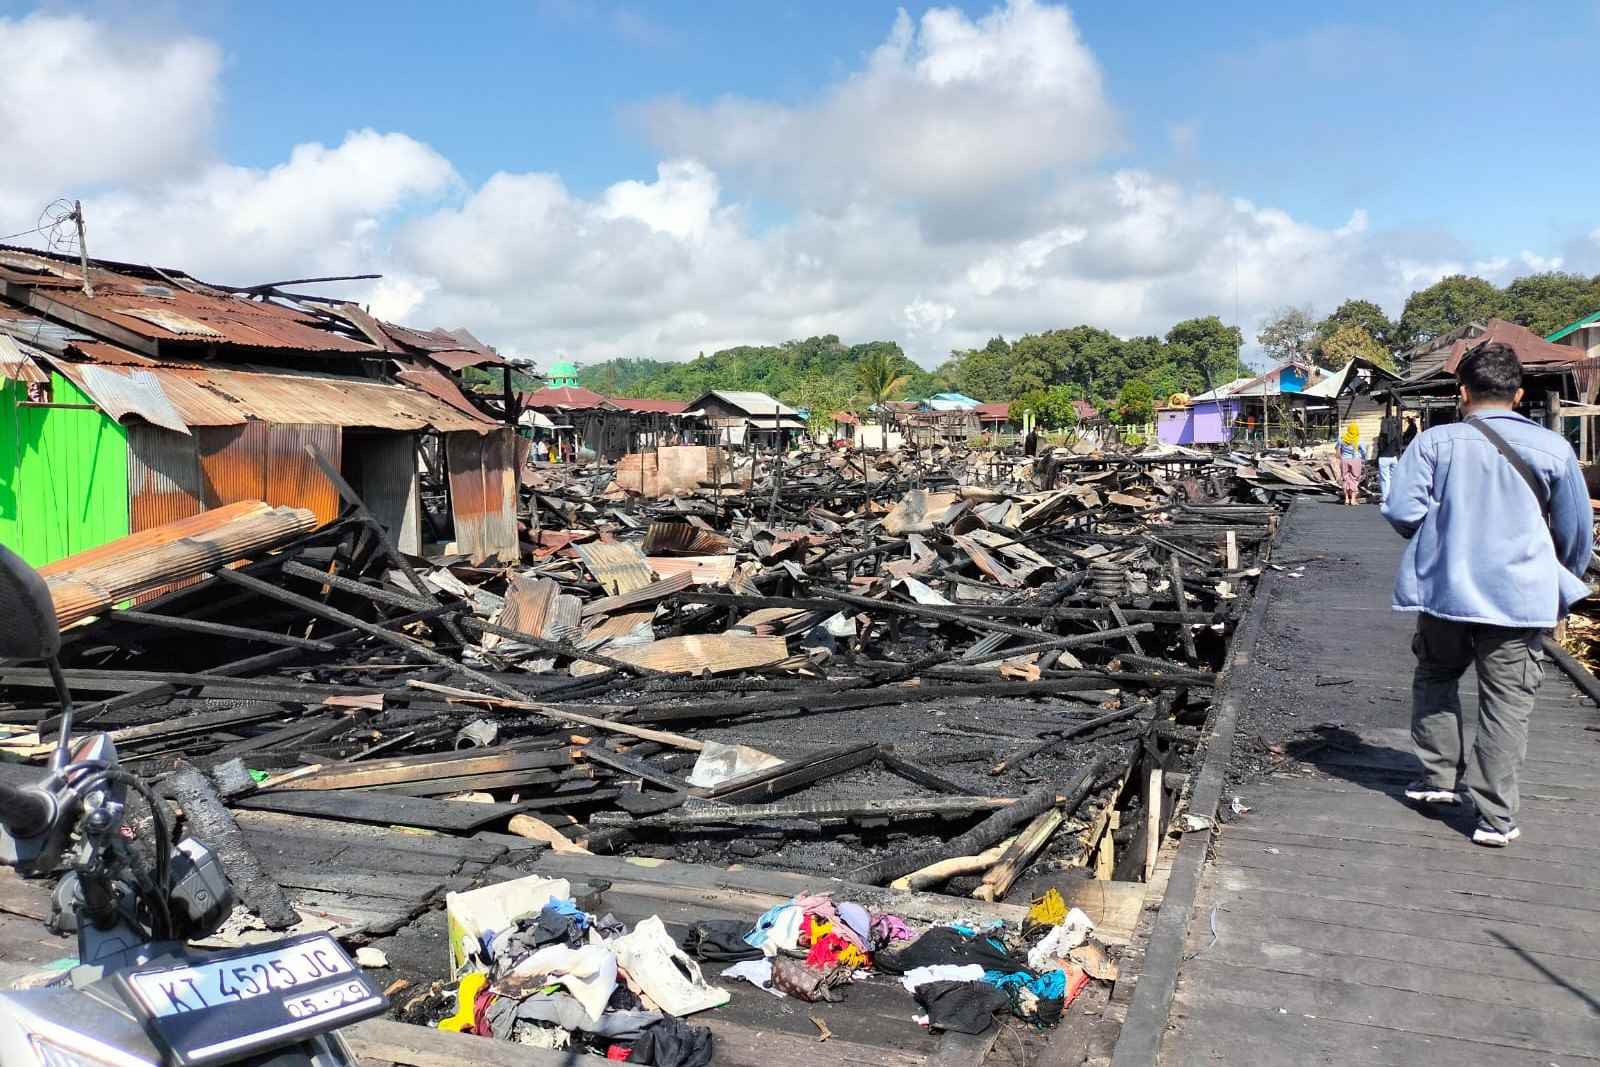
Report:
0,439,1335,1064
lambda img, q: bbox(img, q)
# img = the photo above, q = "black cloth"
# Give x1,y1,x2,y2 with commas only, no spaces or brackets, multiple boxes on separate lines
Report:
913,981,1010,1035
1402,422,1418,447
874,926,1030,976
1024,430,1039,457
629,1018,714,1067
681,919,764,962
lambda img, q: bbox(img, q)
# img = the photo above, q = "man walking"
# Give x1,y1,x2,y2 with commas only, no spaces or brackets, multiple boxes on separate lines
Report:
1381,343,1593,846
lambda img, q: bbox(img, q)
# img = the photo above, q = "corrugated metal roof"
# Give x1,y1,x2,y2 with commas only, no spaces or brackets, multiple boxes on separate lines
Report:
699,390,798,416
574,541,656,596
522,386,616,410
612,397,689,415
72,364,191,434
44,283,374,353
52,359,495,433
0,335,48,383
428,349,503,371
1547,309,1600,343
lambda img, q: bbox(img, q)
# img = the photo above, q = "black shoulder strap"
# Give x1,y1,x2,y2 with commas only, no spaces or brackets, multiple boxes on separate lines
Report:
1466,417,1550,521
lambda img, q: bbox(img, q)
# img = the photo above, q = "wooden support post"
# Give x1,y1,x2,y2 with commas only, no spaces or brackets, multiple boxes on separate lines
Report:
974,807,1064,902
1169,556,1198,660
1224,529,1239,571
1144,767,1164,883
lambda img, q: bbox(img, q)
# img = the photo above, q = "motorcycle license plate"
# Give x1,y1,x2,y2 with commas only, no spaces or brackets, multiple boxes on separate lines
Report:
117,933,386,1066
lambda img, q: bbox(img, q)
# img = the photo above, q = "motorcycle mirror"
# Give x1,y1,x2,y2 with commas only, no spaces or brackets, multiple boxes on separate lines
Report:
0,543,59,661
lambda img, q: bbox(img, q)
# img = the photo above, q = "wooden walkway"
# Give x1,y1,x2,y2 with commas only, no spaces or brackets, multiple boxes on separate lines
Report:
1159,501,1600,1065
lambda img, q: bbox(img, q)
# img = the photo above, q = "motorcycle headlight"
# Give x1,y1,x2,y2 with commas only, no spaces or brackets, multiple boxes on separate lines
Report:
29,1034,148,1067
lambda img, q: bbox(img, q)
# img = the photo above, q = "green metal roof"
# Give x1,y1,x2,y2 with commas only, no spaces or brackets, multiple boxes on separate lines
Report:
1545,308,1600,343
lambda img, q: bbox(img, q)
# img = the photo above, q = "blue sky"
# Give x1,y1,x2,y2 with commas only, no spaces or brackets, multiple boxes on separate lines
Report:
3,1,1597,363
179,0,1597,253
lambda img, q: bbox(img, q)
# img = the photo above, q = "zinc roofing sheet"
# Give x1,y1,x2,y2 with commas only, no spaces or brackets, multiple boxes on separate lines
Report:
54,360,495,433
45,283,374,353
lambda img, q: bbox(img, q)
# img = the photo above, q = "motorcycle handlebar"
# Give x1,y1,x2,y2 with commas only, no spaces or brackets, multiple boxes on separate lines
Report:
0,780,52,839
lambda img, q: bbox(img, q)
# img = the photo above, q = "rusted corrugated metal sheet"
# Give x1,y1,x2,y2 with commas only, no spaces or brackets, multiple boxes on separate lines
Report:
446,428,519,564
266,424,342,525
393,366,494,420
641,521,732,556
45,283,373,353
0,336,48,383
53,358,493,434
127,424,204,533
40,501,316,626
574,541,656,596
580,572,694,619
570,635,787,678
645,555,736,586
427,349,503,371
193,423,342,526
197,422,268,509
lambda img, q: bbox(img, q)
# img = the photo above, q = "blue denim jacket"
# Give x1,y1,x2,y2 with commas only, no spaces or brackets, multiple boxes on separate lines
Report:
1380,410,1593,627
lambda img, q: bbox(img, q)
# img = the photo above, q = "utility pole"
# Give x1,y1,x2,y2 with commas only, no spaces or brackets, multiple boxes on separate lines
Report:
71,201,93,298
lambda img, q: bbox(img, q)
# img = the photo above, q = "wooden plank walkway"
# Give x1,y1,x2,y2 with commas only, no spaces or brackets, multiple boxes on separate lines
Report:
1159,501,1600,1065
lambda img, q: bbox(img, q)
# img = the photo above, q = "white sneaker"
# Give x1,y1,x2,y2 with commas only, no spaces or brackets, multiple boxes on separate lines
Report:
1404,781,1459,806
1472,822,1520,847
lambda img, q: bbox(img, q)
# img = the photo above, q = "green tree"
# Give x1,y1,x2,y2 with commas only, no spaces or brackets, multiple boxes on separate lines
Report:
1009,384,1081,429
1165,316,1246,393
1395,274,1504,351
1257,305,1318,363
783,372,860,435
856,345,912,414
1501,272,1600,337
1318,325,1396,372
1116,380,1155,425
1317,299,1394,354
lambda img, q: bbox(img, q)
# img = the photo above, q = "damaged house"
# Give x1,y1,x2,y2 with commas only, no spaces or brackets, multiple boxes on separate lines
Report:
0,247,519,566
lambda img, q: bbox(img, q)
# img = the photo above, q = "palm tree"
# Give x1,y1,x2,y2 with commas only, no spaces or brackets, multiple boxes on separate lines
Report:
856,349,911,419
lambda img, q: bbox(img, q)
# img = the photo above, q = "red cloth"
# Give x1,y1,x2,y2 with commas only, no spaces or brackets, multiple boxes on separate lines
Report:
607,1045,632,1061
805,932,849,968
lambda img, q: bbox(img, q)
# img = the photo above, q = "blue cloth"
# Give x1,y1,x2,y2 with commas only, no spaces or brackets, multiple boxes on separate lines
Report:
1381,410,1593,627
1337,441,1364,460
743,903,790,948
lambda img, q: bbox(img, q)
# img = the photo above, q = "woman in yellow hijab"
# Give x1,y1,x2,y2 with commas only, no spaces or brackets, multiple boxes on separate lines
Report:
1337,422,1364,505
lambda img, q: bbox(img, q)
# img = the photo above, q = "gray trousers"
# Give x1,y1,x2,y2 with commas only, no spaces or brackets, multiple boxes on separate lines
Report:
1411,613,1544,831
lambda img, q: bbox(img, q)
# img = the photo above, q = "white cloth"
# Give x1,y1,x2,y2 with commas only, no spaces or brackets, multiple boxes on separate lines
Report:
721,959,785,998
759,905,806,958
1027,908,1096,971
509,943,618,1021
899,964,986,993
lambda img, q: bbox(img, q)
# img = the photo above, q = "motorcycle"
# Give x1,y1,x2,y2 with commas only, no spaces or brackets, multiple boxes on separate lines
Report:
0,544,387,1065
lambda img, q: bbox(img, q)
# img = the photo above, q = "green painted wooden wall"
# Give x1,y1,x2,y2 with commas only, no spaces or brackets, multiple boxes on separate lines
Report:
0,373,129,566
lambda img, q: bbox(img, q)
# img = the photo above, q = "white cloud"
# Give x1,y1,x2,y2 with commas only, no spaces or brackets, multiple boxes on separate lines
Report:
84,131,457,284
904,298,957,335
0,13,219,222
2,4,1584,374
636,0,1118,210
1519,250,1564,273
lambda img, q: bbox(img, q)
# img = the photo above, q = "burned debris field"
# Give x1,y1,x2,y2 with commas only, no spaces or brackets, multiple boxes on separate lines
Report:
0,430,1349,1063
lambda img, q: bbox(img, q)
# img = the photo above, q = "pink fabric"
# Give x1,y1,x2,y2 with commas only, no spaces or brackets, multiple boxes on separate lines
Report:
1340,457,1363,494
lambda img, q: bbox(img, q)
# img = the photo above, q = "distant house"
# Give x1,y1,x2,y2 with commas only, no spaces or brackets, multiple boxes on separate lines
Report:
0,245,516,565
1156,361,1324,446
924,392,980,411
687,389,808,448
519,386,629,460
975,401,1013,432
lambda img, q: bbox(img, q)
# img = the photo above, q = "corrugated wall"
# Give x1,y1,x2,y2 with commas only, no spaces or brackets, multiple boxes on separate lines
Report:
446,428,518,563
128,424,205,532
0,373,129,566
194,422,342,525
344,432,421,554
